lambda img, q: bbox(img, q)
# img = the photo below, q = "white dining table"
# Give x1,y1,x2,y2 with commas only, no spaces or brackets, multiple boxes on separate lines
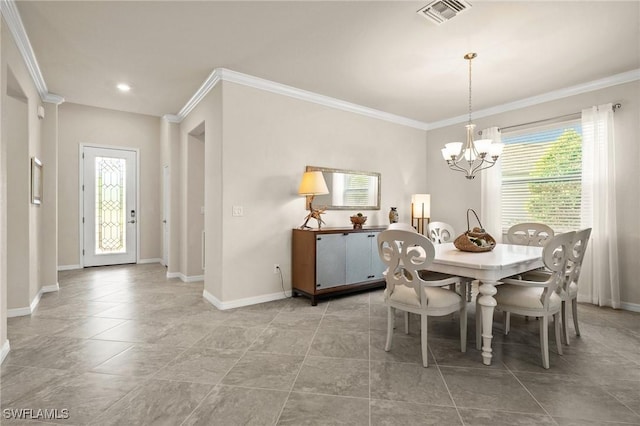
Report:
428,242,544,366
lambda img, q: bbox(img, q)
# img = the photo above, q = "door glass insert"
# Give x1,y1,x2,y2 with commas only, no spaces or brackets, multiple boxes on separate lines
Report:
95,156,126,254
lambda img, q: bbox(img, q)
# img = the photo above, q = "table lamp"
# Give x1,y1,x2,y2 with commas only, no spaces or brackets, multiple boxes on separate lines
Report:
298,171,329,229
411,194,431,234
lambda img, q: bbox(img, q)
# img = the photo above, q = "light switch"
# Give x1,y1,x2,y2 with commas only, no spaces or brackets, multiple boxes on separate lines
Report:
232,205,244,217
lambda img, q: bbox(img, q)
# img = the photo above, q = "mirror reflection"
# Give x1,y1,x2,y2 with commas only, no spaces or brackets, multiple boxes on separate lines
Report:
306,166,380,210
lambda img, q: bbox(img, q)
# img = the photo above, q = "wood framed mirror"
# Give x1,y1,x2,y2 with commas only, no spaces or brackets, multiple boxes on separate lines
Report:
306,166,380,210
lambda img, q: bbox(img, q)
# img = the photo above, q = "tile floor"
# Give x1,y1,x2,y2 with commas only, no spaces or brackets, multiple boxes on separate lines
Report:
1,263,639,425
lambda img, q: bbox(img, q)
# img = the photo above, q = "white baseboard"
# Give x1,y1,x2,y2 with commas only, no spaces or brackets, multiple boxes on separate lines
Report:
202,289,223,309
203,289,290,311
7,283,58,318
60,260,162,269
166,272,204,283
0,339,10,364
7,307,31,318
58,264,81,271
29,290,42,313
621,302,640,313
42,283,60,293
577,296,640,313
8,293,41,317
138,258,162,264
184,275,204,282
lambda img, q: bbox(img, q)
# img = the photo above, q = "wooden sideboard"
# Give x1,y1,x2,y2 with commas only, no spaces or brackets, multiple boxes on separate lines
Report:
291,226,387,306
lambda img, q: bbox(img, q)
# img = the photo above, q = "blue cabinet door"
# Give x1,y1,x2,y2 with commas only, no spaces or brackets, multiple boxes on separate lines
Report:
316,234,346,289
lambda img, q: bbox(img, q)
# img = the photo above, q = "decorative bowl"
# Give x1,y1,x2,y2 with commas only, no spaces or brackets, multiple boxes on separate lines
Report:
350,215,367,229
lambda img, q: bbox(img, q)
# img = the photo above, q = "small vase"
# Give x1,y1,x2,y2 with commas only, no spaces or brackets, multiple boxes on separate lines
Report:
389,207,398,224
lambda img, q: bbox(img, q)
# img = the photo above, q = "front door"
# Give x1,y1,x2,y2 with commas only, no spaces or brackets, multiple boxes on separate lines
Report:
82,146,137,267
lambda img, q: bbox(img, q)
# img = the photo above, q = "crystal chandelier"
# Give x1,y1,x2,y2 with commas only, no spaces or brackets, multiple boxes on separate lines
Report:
441,53,504,179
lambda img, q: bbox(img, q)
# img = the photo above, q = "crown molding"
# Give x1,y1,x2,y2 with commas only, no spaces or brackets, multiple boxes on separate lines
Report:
427,68,640,130
171,68,429,130
43,93,65,105
162,114,181,123
1,0,65,104
173,67,639,131
176,69,222,119
0,0,46,97
218,68,429,130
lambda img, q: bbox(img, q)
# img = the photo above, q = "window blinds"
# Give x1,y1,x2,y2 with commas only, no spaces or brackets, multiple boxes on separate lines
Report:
501,120,582,233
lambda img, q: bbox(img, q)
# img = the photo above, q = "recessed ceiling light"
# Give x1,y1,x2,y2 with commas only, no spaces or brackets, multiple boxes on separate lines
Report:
117,83,131,92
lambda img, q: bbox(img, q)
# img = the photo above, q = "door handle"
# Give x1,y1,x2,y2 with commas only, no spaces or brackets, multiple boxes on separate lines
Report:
128,220,136,224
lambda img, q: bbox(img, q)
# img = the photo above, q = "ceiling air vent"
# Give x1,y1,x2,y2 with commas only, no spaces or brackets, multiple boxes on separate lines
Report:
417,0,472,25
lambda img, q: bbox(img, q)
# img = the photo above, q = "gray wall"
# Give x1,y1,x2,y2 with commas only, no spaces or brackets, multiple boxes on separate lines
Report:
176,81,428,307
1,16,58,360
57,103,162,267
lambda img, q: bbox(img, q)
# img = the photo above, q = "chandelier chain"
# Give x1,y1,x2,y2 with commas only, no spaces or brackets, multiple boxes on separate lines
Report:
468,55,472,125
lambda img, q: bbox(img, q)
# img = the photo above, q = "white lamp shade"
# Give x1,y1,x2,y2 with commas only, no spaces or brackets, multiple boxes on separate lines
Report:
473,139,492,154
463,148,476,161
489,142,504,157
298,171,329,195
444,142,463,158
411,194,431,218
441,148,450,160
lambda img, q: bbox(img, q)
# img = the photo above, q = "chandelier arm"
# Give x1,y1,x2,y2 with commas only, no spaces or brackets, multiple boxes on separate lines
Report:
447,163,472,175
449,156,500,179
449,158,473,172
470,160,499,175
460,160,484,178
469,162,486,177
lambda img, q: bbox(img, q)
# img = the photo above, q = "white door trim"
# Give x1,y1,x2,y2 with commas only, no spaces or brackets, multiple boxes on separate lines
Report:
162,165,170,267
78,143,141,267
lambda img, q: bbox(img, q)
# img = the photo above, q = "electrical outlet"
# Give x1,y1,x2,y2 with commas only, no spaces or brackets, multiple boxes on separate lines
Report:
273,264,280,274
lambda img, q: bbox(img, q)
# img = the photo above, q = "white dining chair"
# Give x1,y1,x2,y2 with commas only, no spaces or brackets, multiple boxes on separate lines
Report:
388,222,417,232
504,222,555,325
520,228,592,346
488,231,575,369
385,222,418,333
506,223,555,247
427,221,473,302
377,229,467,367
427,221,456,244
561,228,591,344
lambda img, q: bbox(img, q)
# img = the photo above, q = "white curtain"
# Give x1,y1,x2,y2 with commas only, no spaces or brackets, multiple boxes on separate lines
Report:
480,127,502,243
579,103,620,308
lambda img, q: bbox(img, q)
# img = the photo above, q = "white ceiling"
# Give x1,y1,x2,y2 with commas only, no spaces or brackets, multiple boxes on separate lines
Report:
14,1,640,124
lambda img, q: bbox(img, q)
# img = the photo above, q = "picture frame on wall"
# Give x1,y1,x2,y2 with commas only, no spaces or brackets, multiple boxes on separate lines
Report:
31,157,43,205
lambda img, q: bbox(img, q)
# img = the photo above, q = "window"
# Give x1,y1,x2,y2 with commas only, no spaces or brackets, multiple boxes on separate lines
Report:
342,174,377,206
501,120,582,233
327,172,378,207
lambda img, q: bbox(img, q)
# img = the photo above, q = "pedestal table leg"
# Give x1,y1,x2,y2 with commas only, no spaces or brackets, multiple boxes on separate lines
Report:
478,280,498,365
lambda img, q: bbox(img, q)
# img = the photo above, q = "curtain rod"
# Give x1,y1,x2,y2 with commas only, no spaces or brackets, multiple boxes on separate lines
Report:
480,103,622,135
